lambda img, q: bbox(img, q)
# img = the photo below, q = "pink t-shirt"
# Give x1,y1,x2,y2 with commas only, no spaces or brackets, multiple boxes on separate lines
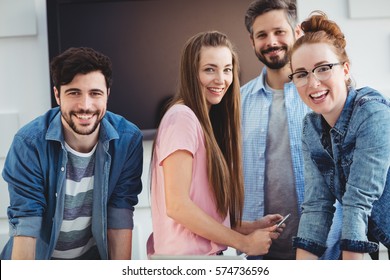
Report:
148,104,229,256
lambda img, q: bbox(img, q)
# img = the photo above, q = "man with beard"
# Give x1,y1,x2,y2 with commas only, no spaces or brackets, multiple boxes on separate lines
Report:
240,0,341,260
0,47,143,260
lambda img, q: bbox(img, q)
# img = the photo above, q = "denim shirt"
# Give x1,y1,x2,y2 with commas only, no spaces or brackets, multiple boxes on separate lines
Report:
1,107,143,259
294,87,390,256
241,68,342,259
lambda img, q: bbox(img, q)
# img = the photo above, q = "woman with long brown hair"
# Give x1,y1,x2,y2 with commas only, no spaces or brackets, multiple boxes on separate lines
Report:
147,31,282,256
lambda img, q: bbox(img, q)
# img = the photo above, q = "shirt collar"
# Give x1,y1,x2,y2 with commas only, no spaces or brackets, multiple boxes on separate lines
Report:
250,67,295,96
330,87,357,136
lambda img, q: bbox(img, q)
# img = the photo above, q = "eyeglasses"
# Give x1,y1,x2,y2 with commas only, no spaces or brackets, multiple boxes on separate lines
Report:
288,62,344,87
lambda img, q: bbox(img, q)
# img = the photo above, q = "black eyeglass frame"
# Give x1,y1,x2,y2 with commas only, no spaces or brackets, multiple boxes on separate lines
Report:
288,62,345,81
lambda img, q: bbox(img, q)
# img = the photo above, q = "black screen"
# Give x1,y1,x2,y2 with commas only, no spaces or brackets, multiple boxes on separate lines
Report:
46,0,257,137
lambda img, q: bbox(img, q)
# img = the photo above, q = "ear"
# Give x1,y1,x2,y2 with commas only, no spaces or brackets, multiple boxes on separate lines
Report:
54,87,61,106
343,62,350,80
107,88,110,97
249,34,255,50
294,24,303,39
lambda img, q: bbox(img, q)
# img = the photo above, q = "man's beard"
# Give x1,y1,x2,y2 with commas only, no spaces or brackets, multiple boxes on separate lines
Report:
62,109,102,135
255,46,289,70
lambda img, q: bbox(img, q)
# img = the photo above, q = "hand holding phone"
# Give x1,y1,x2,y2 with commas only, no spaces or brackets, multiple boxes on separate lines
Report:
276,213,291,228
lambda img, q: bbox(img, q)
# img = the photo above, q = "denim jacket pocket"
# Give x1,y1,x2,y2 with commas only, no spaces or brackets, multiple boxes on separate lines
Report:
339,141,354,178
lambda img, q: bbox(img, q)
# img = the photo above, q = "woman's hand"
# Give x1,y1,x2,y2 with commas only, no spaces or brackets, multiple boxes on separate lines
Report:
234,214,284,235
256,214,284,229
242,225,279,256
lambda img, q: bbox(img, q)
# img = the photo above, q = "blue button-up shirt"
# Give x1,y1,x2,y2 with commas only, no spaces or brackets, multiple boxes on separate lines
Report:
1,107,143,259
241,68,310,220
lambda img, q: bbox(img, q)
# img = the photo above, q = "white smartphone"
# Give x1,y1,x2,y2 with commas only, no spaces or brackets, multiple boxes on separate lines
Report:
276,213,291,228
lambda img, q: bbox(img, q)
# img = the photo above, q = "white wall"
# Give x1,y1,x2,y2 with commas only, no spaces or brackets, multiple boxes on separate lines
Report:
133,140,153,259
0,0,51,252
0,0,389,260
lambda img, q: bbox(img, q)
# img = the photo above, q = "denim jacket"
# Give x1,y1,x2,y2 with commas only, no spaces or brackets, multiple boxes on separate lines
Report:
294,87,390,256
1,107,143,259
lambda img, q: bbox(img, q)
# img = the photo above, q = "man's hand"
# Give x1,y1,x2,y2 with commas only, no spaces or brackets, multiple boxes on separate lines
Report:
107,229,132,259
12,236,36,259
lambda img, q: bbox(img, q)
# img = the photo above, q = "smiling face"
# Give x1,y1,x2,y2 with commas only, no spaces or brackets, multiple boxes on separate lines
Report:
251,9,298,70
291,43,350,126
54,70,109,138
198,46,233,109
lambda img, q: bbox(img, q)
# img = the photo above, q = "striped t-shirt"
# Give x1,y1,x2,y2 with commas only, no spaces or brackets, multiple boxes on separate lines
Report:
51,143,98,259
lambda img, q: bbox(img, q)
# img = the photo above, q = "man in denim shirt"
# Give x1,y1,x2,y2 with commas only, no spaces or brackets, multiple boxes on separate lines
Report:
241,0,341,259
0,47,143,259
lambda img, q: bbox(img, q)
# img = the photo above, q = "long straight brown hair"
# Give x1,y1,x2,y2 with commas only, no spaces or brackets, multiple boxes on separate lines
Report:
161,31,244,227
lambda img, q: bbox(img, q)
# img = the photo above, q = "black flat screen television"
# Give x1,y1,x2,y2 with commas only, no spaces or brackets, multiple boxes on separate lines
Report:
46,0,256,138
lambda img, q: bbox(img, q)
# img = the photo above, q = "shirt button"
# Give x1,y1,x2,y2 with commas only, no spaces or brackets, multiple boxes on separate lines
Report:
61,167,65,172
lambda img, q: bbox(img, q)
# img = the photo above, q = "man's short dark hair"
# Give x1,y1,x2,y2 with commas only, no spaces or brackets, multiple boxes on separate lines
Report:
50,47,112,91
245,0,298,36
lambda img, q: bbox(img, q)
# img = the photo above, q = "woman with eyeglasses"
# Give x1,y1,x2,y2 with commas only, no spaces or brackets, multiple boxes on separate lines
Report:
289,12,390,260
